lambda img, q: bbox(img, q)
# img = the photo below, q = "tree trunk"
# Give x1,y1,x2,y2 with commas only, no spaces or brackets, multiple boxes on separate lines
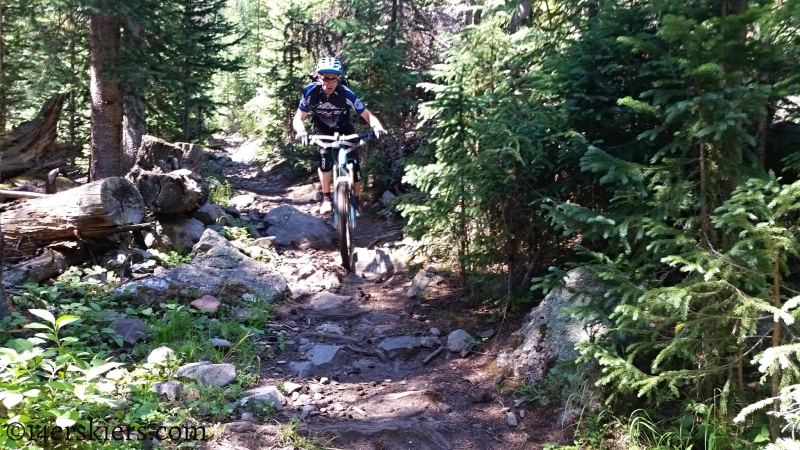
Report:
122,17,145,173
0,227,10,321
1,177,145,261
0,94,80,180
89,3,123,180
127,167,208,215
136,135,204,174
0,0,6,134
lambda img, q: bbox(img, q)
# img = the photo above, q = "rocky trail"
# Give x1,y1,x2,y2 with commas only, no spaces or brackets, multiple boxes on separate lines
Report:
194,135,567,450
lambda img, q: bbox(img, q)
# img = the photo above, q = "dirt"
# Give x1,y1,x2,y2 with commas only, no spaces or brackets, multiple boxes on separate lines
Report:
199,135,571,450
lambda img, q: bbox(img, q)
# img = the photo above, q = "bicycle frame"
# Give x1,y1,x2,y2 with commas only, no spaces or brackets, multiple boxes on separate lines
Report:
309,133,371,222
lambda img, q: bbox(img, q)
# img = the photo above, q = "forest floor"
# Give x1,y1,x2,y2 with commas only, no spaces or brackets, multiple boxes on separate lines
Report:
198,134,573,450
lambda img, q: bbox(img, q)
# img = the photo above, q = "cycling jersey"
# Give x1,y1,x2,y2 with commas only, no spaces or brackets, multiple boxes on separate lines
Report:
298,83,367,133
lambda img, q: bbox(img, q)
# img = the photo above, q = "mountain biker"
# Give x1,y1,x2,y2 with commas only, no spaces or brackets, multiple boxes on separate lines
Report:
292,56,386,215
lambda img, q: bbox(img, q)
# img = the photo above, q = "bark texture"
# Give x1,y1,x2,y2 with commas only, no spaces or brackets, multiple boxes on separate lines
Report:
89,4,123,180
1,177,145,260
0,94,80,180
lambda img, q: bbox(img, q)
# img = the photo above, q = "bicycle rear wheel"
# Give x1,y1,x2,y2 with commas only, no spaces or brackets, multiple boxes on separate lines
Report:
335,181,352,271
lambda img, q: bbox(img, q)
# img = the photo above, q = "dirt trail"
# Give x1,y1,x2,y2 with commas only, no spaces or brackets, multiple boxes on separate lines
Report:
201,135,565,450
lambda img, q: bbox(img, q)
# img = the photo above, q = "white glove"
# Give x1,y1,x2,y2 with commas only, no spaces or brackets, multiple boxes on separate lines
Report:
295,131,308,145
372,126,386,140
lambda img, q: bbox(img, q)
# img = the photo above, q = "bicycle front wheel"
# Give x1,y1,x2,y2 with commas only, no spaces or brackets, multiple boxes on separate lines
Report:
335,181,352,271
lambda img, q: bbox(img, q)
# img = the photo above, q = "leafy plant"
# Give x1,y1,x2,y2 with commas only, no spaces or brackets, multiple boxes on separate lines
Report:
0,310,121,449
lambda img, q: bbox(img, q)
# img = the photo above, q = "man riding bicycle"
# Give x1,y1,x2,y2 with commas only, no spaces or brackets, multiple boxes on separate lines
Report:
292,56,386,215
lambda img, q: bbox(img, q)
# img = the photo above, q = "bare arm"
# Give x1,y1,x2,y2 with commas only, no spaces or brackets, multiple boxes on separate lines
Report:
360,109,384,130
293,109,309,135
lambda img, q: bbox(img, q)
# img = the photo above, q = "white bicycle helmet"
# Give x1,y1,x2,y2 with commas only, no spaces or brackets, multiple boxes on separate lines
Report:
316,56,343,75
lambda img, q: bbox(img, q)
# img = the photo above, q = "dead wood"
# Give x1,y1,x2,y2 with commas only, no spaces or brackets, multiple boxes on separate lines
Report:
1,177,145,261
127,167,208,215
0,94,81,180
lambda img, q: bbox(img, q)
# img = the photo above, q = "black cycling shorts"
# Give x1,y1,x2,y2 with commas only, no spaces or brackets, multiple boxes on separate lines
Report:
315,125,361,182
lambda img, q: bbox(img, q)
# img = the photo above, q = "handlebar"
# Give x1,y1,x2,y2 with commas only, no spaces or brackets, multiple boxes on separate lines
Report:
308,132,374,150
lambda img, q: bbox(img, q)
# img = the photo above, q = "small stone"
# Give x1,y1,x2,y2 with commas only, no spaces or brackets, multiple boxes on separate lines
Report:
507,411,518,427
146,346,175,366
472,423,483,429
283,382,303,394
241,412,256,422
319,377,330,385
478,329,496,339
430,328,441,336
211,338,231,348
190,295,220,313
501,406,511,413
438,402,452,413
519,410,526,418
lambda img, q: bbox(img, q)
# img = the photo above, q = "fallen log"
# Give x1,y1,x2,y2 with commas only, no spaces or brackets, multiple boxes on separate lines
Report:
3,245,87,285
0,94,82,180
0,190,48,199
127,167,209,215
1,177,145,260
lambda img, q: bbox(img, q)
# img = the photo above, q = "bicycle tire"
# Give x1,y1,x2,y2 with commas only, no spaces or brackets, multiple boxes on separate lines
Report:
335,181,352,271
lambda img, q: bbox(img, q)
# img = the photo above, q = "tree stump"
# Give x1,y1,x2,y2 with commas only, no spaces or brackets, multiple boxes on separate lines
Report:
0,94,82,180
127,168,209,215
135,135,204,174
1,177,145,260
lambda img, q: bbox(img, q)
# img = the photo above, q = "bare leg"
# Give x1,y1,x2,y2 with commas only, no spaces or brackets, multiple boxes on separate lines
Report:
354,181,361,197
320,169,332,194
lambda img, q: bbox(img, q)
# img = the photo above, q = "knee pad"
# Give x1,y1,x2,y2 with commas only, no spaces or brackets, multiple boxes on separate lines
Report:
352,159,362,182
319,149,333,172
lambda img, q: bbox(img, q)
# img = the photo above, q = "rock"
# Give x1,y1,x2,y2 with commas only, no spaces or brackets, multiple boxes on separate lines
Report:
379,191,396,210
147,346,176,366
282,382,303,394
211,338,232,348
109,318,149,344
438,402,452,413
153,218,206,252
191,295,220,313
497,267,611,426
507,411,518,427
478,329,496,339
378,336,423,359
242,385,287,411
446,329,475,353
191,228,229,254
150,381,182,401
228,194,255,209
407,267,445,298
316,323,345,335
193,203,225,225
352,248,395,281
420,337,441,348
223,206,241,218
252,236,276,249
430,327,441,336
301,405,319,417
306,344,348,370
175,361,236,387
290,361,313,378
264,204,336,250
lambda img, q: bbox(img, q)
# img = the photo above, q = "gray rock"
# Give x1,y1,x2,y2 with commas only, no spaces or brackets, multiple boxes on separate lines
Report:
109,318,149,344
242,385,286,411
379,191,396,210
153,218,206,252
264,204,336,250
407,267,445,298
378,336,423,359
420,337,442,348
150,381,182,401
306,344,348,369
175,361,236,387
446,329,475,353
496,268,611,426
193,203,225,225
507,411,518,427
211,338,232,348
301,405,319,417
360,312,400,324
282,382,303,394
228,194,255,210
252,236,276,249
147,346,175,365
430,327,441,336
478,329,496,339
316,323,344,335
290,361,313,378
352,248,395,281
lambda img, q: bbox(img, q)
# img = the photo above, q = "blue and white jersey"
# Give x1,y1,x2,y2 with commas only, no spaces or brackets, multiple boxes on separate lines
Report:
298,83,367,131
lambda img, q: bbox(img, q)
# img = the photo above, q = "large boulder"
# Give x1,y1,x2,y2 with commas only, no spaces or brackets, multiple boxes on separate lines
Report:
263,204,335,250
497,268,612,425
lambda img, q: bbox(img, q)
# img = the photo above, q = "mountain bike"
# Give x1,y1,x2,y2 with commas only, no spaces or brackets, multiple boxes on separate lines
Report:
309,132,373,271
